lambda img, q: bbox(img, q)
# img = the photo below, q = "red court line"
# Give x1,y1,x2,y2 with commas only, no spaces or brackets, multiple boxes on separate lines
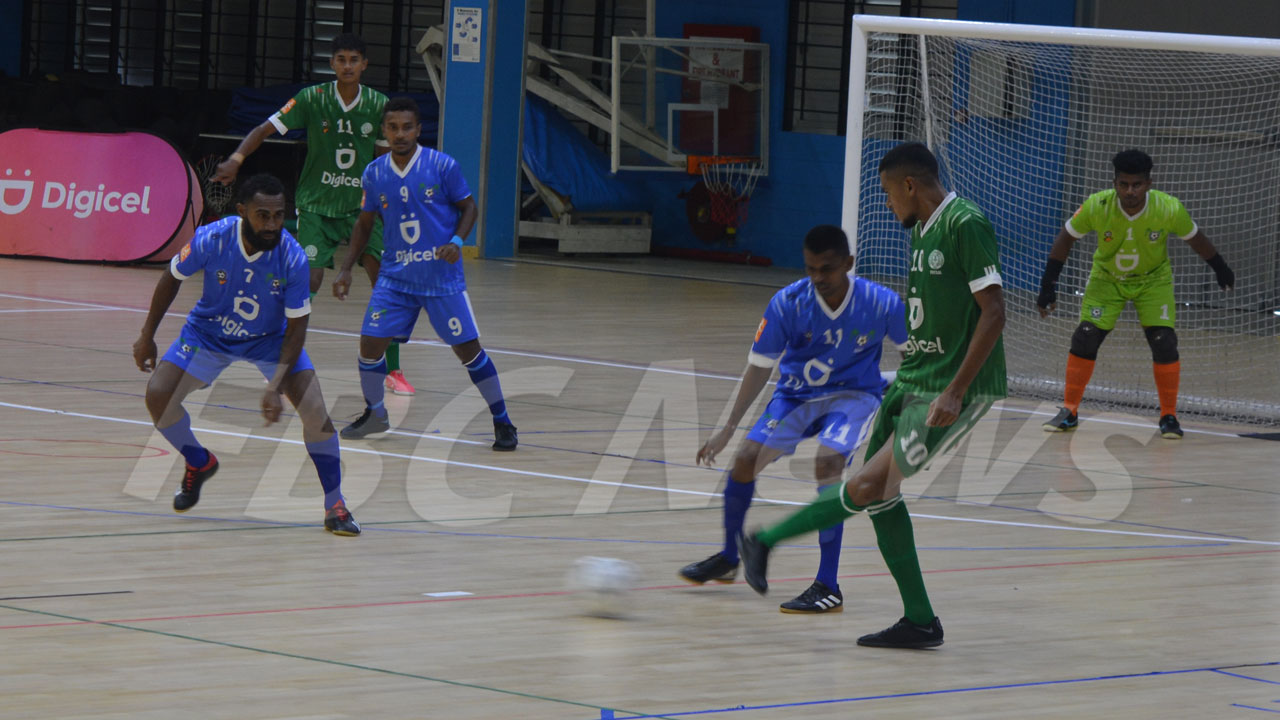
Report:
2,546,1275,631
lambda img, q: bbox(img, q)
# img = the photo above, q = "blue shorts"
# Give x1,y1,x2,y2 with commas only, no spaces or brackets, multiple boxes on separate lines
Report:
745,390,880,465
161,323,315,384
361,285,480,345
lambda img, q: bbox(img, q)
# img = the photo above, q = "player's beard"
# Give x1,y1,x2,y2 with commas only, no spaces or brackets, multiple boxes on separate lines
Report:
246,229,282,253
900,213,918,229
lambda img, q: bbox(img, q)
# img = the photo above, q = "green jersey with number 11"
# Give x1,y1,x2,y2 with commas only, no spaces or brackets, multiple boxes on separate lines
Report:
896,193,1007,400
269,82,388,217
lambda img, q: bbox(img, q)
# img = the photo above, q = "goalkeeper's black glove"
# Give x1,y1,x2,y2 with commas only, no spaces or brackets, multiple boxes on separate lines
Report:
1206,253,1234,290
1038,258,1065,310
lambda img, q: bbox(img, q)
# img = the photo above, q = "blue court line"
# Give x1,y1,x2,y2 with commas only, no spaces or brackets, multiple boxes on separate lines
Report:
1232,704,1280,714
1214,670,1280,686
586,663,1280,719
0,499,1237,553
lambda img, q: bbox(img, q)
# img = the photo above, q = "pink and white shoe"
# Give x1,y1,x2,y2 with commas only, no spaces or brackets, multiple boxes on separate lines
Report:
384,369,416,396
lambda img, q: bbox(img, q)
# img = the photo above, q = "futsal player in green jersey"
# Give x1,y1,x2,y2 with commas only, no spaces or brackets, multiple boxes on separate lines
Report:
1037,149,1234,439
214,33,417,396
737,142,1007,648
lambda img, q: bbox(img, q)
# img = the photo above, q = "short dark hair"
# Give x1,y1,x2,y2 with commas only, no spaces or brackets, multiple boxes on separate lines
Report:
237,173,286,204
331,33,366,57
383,96,421,123
1112,149,1153,176
878,142,939,181
803,225,851,258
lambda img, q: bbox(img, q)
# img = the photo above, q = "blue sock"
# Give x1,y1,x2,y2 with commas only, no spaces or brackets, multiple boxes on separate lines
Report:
464,349,509,424
358,355,389,418
157,411,209,468
816,519,844,592
722,475,755,563
306,435,344,508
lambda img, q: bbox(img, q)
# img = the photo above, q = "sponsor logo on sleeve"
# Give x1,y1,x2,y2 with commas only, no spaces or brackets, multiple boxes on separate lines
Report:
754,318,767,342
179,243,191,261
280,98,297,115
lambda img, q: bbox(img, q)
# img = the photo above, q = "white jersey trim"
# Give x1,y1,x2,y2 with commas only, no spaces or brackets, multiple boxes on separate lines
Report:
919,191,958,237
390,145,423,180
814,275,854,321
968,268,1004,294
169,254,192,280
285,300,312,319
1064,218,1086,239
267,114,289,136
747,351,778,368
335,82,361,112
1120,197,1148,222
236,220,264,263
1175,221,1198,241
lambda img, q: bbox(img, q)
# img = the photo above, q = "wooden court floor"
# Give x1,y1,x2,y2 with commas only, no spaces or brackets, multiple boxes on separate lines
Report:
0,254,1276,719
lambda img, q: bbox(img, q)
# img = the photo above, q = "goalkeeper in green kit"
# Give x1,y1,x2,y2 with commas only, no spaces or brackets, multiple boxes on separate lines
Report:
214,33,417,396
1036,149,1234,438
737,142,1007,648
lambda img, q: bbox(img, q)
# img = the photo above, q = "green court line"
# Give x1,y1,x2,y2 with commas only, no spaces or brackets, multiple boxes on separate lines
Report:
0,602,671,719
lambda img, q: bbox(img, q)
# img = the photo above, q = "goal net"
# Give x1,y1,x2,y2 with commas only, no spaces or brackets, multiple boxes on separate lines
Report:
844,17,1280,426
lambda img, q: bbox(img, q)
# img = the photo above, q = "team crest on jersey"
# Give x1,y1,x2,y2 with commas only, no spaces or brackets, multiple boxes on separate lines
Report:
1148,230,1161,242
361,122,373,136
305,245,318,259
216,269,227,284
379,193,388,209
1090,306,1102,319
1103,231,1113,242
857,334,869,346
321,120,330,134
928,249,945,272
268,274,282,294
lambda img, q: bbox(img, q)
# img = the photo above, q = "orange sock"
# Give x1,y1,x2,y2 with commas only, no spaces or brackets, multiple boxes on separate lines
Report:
1063,354,1095,414
1153,361,1180,417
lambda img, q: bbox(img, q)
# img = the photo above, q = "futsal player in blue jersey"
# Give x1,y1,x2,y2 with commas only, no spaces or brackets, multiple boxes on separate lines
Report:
679,225,907,613
132,174,360,535
333,97,516,450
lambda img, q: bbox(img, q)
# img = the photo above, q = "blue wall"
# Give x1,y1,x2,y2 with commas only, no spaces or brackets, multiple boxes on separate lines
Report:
649,1,845,269
645,0,1076,269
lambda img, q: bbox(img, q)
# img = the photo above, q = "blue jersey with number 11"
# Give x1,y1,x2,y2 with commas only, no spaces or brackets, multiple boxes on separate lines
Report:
749,276,907,399
361,145,470,297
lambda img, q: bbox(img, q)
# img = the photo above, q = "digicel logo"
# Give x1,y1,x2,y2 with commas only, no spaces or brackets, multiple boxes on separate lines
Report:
1,168,152,219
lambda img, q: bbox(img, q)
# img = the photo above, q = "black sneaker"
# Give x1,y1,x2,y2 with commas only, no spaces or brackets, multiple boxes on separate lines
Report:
1159,414,1183,439
324,500,361,536
173,453,219,512
493,421,518,451
856,616,944,649
678,553,738,584
737,531,770,596
340,407,390,440
1042,407,1079,432
779,580,843,614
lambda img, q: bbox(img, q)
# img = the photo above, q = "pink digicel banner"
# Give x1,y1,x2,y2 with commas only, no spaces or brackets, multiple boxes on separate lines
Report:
0,128,202,262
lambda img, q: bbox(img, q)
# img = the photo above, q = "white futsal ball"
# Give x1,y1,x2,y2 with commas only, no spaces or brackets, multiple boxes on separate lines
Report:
567,556,639,618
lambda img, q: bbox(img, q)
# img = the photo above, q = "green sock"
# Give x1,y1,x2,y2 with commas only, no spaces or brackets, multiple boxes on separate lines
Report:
757,483,858,547
869,497,935,626
386,341,401,372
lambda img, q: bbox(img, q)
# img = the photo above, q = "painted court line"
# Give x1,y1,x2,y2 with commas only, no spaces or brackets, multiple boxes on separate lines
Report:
591,662,1280,719
3,398,1278,548
0,291,1257,439
2,546,1273,631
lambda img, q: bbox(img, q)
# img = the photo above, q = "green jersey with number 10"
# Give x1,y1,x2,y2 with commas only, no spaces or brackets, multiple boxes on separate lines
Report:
269,82,388,217
896,193,1007,400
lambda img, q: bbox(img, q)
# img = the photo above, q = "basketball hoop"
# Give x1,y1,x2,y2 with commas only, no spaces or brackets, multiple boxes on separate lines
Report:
690,155,762,234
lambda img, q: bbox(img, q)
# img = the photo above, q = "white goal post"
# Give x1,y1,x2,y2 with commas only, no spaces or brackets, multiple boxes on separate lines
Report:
843,16,1280,425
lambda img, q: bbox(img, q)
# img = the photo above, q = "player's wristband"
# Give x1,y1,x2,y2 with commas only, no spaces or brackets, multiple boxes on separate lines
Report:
1041,258,1064,287
229,152,246,165
450,235,464,248
1206,253,1234,289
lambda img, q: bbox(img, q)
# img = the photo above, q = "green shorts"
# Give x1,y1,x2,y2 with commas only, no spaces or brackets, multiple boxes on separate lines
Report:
1079,269,1175,331
296,209,384,270
863,382,995,478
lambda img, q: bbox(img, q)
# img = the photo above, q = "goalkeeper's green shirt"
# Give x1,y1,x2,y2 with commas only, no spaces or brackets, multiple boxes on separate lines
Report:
896,193,1008,400
268,82,388,217
1065,189,1197,281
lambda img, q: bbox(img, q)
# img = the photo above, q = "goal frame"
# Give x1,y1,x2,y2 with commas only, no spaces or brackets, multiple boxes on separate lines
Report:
841,15,1280,248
